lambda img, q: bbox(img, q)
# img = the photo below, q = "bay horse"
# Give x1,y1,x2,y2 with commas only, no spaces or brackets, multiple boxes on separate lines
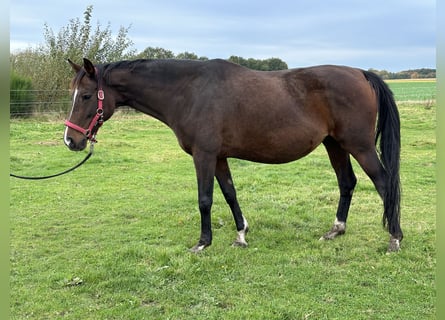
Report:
64,58,402,252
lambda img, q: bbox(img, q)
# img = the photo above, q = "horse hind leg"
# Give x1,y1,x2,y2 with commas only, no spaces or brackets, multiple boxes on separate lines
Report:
320,137,357,241
215,158,249,248
352,150,403,252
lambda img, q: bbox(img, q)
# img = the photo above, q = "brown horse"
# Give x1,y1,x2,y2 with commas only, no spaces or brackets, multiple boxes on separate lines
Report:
64,58,402,252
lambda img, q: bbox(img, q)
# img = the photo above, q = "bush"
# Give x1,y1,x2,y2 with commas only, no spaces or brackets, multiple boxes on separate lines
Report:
10,72,34,117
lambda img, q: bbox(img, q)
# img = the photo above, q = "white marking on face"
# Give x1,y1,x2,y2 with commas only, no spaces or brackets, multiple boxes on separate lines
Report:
63,126,71,147
64,88,78,146
70,89,79,116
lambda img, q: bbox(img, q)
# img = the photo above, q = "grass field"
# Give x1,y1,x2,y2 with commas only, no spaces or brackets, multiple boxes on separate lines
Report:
10,83,436,319
386,79,436,103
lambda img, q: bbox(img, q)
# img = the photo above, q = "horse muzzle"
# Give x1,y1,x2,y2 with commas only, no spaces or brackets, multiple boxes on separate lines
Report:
64,126,88,151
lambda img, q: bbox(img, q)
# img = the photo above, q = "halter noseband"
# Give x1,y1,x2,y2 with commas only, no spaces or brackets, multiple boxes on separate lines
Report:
65,67,104,143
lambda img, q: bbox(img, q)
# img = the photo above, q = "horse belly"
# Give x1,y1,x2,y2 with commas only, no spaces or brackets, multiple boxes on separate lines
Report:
225,126,325,164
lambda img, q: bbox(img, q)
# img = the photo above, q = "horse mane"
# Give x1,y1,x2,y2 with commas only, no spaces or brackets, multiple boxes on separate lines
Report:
72,59,246,92
102,58,236,76
101,59,156,85
87,58,244,89
101,59,210,86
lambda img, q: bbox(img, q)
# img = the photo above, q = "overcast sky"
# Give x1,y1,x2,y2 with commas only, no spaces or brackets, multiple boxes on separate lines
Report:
10,0,436,71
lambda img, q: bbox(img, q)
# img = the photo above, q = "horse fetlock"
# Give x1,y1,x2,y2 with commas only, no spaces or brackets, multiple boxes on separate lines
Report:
232,217,249,247
320,219,346,240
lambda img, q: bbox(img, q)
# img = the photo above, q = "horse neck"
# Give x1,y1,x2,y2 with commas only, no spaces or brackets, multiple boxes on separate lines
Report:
109,60,201,125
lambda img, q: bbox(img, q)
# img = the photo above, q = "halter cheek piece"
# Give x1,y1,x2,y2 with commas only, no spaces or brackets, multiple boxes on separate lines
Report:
65,67,104,143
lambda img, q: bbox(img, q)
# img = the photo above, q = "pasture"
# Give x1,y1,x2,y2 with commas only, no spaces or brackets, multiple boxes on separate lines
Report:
386,78,436,103
10,81,436,319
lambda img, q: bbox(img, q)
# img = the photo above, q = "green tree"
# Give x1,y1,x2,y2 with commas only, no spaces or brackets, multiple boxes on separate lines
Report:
228,55,287,71
227,55,247,66
135,48,208,61
175,51,208,60
10,5,135,114
135,47,175,59
265,57,288,71
367,68,436,79
41,5,135,64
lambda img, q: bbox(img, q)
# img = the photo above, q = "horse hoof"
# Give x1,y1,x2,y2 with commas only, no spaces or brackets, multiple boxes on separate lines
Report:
232,240,248,248
320,229,346,241
320,233,335,241
189,243,209,253
320,219,346,241
387,237,401,252
233,226,249,248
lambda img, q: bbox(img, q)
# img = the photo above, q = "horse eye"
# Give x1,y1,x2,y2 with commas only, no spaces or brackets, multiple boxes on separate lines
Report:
83,94,92,100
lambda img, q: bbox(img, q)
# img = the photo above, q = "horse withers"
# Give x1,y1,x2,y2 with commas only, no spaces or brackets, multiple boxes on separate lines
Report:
64,58,402,252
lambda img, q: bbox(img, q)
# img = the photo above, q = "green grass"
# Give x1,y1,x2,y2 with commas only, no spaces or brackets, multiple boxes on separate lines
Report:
386,79,436,102
10,100,435,319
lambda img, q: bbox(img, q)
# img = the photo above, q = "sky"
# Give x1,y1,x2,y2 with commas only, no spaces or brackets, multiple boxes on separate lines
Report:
10,0,436,71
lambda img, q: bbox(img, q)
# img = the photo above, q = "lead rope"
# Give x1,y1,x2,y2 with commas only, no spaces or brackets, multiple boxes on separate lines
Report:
10,142,95,180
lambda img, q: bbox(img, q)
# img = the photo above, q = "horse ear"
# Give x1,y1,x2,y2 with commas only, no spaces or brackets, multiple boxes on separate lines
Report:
82,58,96,77
67,59,82,73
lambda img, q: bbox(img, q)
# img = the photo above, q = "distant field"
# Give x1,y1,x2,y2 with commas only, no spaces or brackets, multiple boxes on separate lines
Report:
386,79,436,102
386,79,436,82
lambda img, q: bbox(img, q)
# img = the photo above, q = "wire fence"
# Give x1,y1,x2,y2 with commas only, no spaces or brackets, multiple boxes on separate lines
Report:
10,89,71,117
9,89,137,118
9,83,436,118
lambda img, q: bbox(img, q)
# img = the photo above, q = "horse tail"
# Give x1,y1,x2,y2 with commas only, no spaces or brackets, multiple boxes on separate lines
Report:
363,70,402,238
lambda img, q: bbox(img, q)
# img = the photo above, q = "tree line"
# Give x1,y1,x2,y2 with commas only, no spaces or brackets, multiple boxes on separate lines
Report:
367,68,436,80
10,5,435,117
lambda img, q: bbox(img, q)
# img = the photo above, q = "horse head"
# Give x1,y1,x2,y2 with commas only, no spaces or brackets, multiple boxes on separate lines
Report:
64,58,115,151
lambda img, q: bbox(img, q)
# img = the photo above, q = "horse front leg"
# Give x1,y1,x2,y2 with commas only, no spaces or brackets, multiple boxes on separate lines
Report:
189,152,217,253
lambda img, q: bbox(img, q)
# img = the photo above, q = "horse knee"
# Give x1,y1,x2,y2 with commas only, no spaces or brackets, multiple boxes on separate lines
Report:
198,195,213,212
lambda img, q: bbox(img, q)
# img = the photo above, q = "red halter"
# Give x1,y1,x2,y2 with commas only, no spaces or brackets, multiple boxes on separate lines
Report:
65,67,104,143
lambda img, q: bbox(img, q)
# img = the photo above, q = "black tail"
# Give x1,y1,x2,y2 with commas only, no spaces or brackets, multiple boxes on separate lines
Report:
363,70,402,239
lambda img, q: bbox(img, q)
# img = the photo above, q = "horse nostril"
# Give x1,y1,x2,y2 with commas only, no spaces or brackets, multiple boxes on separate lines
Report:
69,140,76,150
64,136,77,150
